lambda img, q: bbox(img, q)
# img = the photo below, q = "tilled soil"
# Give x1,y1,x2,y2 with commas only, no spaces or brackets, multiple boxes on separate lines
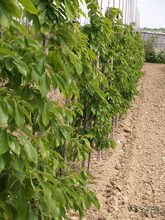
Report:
84,63,165,220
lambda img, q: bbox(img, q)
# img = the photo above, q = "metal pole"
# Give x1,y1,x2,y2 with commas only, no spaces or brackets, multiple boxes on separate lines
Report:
135,2,138,25
128,0,130,24
131,0,135,23
137,10,140,30
130,0,132,23
113,0,115,7
136,0,139,26
132,0,135,23
119,0,121,9
100,0,103,13
125,0,128,24
108,0,110,8
129,0,131,24
122,0,125,23
122,0,125,12
85,6,87,24
107,0,110,17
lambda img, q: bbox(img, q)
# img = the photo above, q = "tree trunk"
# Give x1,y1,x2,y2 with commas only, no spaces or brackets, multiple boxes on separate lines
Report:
97,151,102,161
87,152,91,172
112,116,115,138
82,101,88,169
64,99,69,164
115,113,119,128
43,35,49,55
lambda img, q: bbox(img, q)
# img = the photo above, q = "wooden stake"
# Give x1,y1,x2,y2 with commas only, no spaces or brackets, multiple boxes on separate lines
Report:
97,151,102,161
87,152,92,172
82,101,88,169
112,117,115,138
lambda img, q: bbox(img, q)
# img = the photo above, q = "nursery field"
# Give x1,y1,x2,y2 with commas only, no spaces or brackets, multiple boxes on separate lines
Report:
84,63,165,220
0,1,149,219
1,1,164,219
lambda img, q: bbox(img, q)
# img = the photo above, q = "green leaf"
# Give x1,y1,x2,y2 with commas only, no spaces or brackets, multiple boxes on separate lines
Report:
0,103,8,127
28,207,38,220
0,0,21,27
18,0,37,14
31,64,40,84
110,139,116,150
48,51,63,70
0,130,8,155
0,155,6,173
13,157,26,182
50,72,58,89
83,138,91,149
19,134,38,164
37,55,45,73
5,100,14,116
12,20,27,34
39,74,50,97
54,189,66,207
64,0,75,20
19,104,31,123
79,191,91,209
0,7,10,27
8,136,21,156
40,24,50,35
0,48,15,58
42,103,50,127
37,1,47,13
69,51,82,75
15,103,25,127
17,204,37,220
14,61,28,76
89,191,100,210
13,157,24,173
38,140,50,159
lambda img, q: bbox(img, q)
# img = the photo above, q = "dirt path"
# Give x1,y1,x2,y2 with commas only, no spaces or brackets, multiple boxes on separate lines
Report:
85,63,165,220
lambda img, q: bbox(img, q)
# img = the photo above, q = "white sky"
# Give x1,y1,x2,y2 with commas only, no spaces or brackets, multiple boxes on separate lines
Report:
138,0,165,28
81,0,165,28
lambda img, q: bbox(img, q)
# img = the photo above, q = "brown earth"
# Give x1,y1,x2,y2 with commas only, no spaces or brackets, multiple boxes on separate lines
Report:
82,63,165,220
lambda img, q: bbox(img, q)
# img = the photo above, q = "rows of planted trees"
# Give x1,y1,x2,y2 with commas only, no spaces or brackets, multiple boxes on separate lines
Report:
0,0,144,219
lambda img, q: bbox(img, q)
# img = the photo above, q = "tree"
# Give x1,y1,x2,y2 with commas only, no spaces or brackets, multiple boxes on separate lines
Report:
0,0,144,219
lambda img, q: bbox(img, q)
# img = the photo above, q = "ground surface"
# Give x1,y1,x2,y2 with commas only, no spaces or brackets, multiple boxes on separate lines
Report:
84,63,165,220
